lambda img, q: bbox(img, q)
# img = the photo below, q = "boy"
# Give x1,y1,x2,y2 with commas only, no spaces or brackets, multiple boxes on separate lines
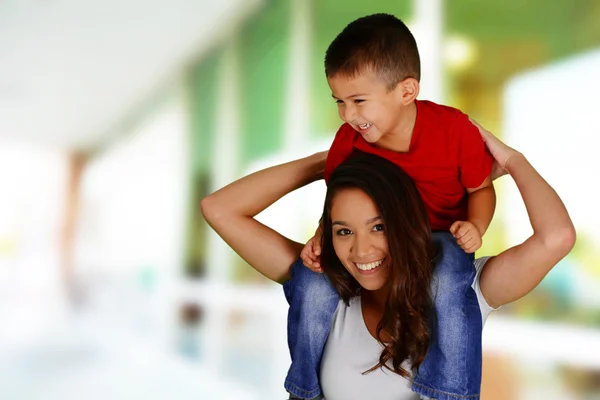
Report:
285,14,494,400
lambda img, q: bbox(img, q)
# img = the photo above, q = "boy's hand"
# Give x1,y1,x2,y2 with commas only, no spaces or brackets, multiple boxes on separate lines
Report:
301,225,324,273
449,221,482,253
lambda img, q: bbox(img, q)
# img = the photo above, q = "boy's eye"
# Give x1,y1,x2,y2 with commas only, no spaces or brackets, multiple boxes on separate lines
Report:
335,99,344,104
336,228,352,236
372,224,384,232
354,99,365,104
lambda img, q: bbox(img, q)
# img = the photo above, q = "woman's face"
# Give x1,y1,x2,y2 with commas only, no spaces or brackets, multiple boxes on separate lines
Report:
330,188,391,291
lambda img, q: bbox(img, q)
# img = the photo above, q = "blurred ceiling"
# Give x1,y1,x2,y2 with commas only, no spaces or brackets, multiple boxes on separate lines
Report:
0,0,261,151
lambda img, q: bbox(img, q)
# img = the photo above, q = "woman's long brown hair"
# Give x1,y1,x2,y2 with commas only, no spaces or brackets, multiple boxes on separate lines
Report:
320,152,434,378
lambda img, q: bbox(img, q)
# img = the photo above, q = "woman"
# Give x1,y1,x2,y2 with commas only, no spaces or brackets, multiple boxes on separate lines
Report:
200,124,575,399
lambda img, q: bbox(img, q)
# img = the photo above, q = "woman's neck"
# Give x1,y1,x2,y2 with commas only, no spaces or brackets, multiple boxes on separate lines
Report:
361,284,391,341
362,284,390,311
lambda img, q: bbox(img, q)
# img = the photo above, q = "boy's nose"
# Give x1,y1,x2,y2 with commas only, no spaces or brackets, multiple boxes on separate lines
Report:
343,104,358,123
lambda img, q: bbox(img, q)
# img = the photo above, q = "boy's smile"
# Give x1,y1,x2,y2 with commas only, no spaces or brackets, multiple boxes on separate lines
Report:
356,122,373,136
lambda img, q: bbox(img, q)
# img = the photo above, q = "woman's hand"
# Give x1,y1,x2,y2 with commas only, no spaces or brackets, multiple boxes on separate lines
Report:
470,119,522,180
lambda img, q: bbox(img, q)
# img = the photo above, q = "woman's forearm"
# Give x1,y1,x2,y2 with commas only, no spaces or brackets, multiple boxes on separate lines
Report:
202,151,327,220
506,153,575,253
479,152,576,308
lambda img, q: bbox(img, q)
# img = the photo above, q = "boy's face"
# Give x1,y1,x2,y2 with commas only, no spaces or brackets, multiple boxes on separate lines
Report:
328,69,408,145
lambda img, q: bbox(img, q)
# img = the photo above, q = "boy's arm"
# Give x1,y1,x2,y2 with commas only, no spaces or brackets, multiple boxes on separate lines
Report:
451,114,496,252
466,175,496,236
451,176,495,253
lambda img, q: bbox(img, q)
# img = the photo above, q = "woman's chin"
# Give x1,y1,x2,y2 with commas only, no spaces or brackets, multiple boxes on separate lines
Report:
360,281,387,291
354,263,389,291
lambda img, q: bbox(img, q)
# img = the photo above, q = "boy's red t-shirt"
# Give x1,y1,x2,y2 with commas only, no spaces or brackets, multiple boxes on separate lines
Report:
323,100,493,231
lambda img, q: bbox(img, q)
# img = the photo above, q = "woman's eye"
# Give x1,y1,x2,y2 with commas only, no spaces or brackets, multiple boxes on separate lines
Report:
372,224,385,232
336,228,352,236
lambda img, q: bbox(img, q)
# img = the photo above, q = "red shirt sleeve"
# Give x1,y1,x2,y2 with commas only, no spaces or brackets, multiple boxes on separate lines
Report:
454,114,493,188
324,123,356,183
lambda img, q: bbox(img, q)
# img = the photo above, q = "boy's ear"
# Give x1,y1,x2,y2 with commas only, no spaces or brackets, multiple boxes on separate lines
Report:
394,78,419,105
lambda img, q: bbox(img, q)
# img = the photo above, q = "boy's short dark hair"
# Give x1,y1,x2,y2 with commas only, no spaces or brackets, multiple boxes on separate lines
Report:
325,13,421,89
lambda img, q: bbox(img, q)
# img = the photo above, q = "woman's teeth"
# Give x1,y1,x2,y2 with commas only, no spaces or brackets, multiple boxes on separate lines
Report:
356,259,383,271
359,123,372,130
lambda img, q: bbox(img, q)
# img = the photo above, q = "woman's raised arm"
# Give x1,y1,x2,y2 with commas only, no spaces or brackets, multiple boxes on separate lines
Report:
200,151,328,284
472,122,576,308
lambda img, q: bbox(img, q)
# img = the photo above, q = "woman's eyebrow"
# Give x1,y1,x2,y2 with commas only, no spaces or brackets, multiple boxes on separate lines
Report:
365,216,382,224
332,216,381,226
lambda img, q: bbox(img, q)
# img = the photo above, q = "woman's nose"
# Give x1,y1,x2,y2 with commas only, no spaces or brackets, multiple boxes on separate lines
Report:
352,234,373,258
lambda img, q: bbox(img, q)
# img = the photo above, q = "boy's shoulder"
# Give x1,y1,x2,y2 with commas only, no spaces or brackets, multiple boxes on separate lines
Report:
416,100,468,129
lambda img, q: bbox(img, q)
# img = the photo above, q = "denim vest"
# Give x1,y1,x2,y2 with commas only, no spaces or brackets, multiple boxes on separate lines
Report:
282,231,482,400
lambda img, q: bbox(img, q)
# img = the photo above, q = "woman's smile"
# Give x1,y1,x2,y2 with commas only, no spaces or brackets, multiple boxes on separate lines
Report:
354,258,386,275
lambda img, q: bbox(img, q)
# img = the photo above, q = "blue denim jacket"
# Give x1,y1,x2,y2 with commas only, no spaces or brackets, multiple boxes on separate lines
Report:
282,231,482,400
